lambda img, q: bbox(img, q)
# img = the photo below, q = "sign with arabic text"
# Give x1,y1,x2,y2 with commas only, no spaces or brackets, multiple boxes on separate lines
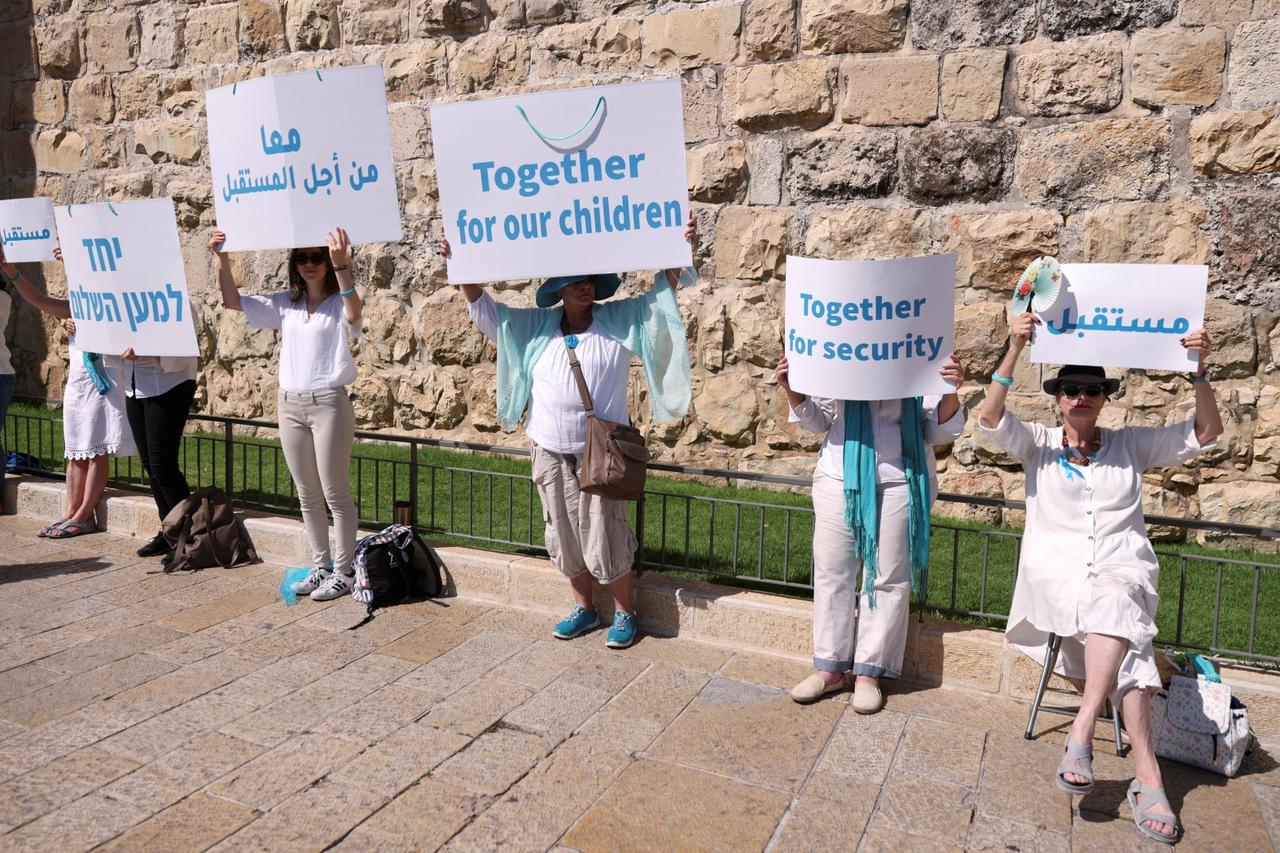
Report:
53,199,199,357
0,197,57,263
206,64,402,251
431,79,692,283
1029,263,1206,372
784,255,956,401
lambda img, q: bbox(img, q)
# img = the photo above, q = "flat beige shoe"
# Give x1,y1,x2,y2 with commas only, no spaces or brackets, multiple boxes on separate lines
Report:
852,679,884,714
790,673,845,704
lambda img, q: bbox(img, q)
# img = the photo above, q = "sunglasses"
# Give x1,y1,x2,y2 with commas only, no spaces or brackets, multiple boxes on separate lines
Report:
292,251,328,266
1061,383,1105,398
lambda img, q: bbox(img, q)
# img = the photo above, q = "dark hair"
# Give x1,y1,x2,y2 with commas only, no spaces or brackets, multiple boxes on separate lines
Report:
286,248,339,303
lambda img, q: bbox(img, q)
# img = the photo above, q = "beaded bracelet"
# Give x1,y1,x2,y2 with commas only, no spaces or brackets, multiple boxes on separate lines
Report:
991,371,1014,387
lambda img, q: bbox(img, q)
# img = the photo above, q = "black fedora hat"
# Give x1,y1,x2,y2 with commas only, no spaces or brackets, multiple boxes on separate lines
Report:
1042,364,1120,396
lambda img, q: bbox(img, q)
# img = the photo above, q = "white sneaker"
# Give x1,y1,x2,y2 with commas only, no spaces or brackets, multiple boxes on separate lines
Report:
291,566,331,595
311,571,354,601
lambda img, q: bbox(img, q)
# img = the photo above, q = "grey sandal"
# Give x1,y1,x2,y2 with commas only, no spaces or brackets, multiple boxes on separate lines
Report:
44,519,97,539
1055,735,1094,795
1127,778,1181,844
37,518,69,538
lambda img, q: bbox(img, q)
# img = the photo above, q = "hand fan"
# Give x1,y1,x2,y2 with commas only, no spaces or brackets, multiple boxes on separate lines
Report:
1011,255,1062,315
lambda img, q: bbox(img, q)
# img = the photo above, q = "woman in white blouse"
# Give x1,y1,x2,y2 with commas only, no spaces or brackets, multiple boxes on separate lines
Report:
778,354,966,713
211,228,363,601
979,311,1221,845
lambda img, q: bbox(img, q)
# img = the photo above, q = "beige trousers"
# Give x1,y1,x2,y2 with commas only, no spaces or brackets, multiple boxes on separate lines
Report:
278,389,357,574
811,468,912,678
531,444,636,584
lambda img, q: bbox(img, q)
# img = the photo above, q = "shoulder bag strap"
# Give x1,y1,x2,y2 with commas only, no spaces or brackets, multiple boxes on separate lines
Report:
561,318,596,417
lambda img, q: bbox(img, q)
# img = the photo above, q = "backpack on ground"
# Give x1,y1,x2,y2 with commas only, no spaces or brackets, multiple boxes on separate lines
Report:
161,486,259,573
350,524,445,619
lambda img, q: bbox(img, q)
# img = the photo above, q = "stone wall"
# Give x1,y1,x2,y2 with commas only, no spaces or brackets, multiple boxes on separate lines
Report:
2,0,1279,538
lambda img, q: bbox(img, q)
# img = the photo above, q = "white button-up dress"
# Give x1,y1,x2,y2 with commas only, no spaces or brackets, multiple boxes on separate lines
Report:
980,412,1211,698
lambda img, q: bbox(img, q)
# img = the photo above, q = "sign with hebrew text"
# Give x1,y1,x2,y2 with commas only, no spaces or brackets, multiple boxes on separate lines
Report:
206,64,402,251
431,79,692,283
0,197,57,263
1028,264,1206,372
53,199,199,357
784,255,956,401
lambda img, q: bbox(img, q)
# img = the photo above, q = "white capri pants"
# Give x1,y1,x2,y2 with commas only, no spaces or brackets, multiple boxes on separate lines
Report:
531,444,636,585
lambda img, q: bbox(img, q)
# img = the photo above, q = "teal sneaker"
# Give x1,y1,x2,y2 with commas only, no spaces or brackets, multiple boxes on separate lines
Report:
553,605,600,640
605,610,638,649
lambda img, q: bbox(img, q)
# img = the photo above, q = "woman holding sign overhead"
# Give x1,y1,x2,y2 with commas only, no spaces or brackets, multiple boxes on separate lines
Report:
778,353,966,713
977,310,1221,845
441,216,696,651
211,228,362,601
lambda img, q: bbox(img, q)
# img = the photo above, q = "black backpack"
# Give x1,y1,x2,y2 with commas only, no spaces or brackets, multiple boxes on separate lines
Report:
350,525,444,622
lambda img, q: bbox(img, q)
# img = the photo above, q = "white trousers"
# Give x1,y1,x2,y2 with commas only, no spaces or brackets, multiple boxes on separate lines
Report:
531,444,636,584
811,469,912,679
277,389,357,574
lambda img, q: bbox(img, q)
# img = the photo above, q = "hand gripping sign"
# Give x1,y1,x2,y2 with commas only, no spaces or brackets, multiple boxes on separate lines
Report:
0,197,58,263
784,255,957,401
206,65,403,251
431,79,693,283
53,199,199,357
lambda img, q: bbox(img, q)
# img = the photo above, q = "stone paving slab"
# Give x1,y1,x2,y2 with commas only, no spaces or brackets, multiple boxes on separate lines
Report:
0,518,1276,851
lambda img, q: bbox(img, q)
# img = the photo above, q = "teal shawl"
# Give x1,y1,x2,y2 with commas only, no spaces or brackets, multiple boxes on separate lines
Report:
842,398,932,608
491,269,694,430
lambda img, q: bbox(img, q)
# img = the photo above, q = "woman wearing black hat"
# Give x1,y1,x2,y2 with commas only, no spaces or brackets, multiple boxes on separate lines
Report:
978,311,1222,845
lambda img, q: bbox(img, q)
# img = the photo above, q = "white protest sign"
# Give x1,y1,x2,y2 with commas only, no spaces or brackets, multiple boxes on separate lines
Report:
53,199,199,357
431,79,693,283
207,65,402,251
0,198,57,262
1029,264,1205,372
785,255,957,401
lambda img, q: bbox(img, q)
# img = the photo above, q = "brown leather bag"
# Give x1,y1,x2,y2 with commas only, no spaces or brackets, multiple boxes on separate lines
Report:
161,486,258,572
564,338,649,501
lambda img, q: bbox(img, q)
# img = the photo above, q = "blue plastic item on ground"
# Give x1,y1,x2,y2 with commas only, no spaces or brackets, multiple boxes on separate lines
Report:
279,567,312,605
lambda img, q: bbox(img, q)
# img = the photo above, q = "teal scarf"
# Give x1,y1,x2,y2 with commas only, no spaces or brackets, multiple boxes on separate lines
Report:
82,352,112,396
842,398,932,609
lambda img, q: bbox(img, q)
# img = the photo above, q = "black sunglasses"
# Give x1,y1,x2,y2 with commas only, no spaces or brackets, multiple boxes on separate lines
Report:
1062,383,1105,398
292,251,328,266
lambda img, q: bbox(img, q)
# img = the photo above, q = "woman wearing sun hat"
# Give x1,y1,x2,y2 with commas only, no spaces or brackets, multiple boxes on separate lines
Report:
978,302,1222,846
442,216,696,650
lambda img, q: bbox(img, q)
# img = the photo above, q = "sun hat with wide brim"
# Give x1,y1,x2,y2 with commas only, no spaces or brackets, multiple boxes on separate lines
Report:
535,273,623,308
1042,364,1121,396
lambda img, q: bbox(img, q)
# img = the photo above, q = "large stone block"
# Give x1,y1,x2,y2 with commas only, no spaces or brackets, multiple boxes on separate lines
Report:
525,0,570,26
944,208,1061,297
22,80,67,125
1179,0,1252,25
1131,27,1224,107
140,5,184,69
288,0,341,50
133,120,201,165
694,370,760,447
0,22,36,81
345,0,409,44
185,5,239,64
1014,36,1123,117
450,32,529,93
1040,0,1175,40
381,41,450,102
839,55,938,126
913,621,1003,691
35,20,80,79
800,0,907,55
1015,119,1169,204
239,0,288,57
1229,19,1280,108
411,0,487,38
642,5,740,69
1252,386,1280,478
940,49,1005,122
1202,297,1258,379
785,130,895,201
725,59,834,131
912,0,1036,50
1197,481,1280,536
742,0,795,61
802,207,932,259
68,75,115,126
533,19,641,78
713,205,789,281
900,125,1012,204
745,137,782,205
687,140,747,203
85,11,141,73
1191,108,1280,175
683,68,720,143
35,129,85,173
1216,191,1280,313
1071,199,1209,264
935,467,1004,523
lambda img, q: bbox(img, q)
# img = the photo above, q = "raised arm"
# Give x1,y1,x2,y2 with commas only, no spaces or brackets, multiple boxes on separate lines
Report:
1183,328,1223,447
327,227,362,325
0,242,71,319
979,312,1039,428
663,215,698,291
209,229,241,311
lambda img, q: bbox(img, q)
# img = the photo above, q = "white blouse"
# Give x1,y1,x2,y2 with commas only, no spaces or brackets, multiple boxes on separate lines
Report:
788,395,965,485
241,291,361,393
980,411,1211,644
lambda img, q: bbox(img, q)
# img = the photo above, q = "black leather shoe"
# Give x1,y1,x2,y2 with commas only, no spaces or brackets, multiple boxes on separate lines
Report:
137,532,170,558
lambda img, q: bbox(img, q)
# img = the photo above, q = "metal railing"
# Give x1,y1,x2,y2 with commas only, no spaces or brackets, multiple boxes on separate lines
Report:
5,397,1280,665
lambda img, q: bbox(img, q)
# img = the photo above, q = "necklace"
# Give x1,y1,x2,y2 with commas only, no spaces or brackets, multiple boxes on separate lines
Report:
1061,432,1102,466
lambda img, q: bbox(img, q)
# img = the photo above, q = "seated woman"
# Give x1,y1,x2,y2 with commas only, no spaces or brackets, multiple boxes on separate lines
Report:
778,353,965,712
978,311,1222,845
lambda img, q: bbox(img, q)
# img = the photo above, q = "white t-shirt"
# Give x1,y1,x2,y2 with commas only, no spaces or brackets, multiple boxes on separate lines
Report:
124,356,198,399
0,289,12,376
241,291,361,392
468,291,632,454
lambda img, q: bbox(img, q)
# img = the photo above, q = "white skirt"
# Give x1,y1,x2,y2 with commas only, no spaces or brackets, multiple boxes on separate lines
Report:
63,349,136,460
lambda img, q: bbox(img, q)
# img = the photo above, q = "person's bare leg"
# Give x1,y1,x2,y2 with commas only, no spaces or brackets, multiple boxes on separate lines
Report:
609,569,634,615
1121,686,1176,839
569,570,594,610
1062,633,1127,785
63,458,86,519
68,456,108,523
